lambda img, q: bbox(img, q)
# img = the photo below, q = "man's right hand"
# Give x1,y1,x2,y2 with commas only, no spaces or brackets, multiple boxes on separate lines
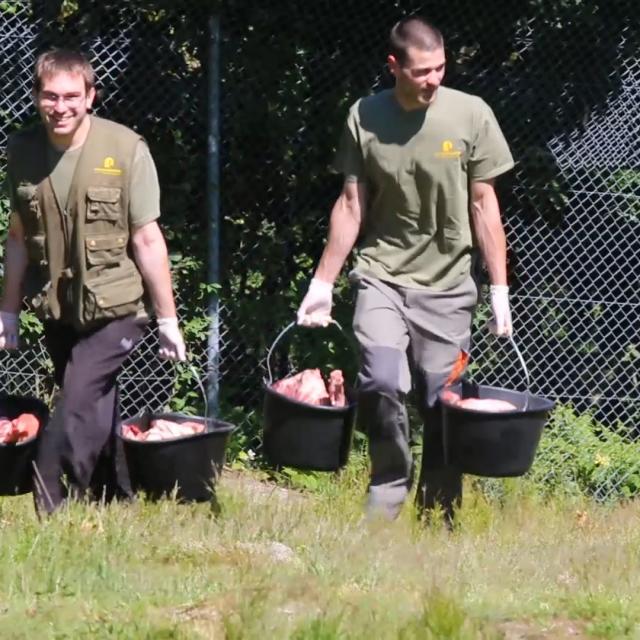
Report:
296,278,333,327
0,312,19,349
157,317,187,361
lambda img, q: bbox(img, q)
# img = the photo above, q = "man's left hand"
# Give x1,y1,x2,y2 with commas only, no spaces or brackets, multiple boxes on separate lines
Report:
157,317,187,361
489,285,512,337
0,311,19,349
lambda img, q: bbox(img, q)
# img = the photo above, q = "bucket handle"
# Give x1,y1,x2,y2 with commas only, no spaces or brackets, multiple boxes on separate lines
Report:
129,358,209,420
508,334,530,393
497,335,530,411
265,319,349,385
457,335,531,410
181,361,210,418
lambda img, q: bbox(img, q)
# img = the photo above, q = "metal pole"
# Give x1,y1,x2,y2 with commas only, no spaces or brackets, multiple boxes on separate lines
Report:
206,13,221,418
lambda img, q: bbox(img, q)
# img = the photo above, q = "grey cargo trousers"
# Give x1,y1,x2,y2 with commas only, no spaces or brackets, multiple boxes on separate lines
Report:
352,272,478,521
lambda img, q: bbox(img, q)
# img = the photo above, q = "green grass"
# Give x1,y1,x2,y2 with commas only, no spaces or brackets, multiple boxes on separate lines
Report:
0,457,639,639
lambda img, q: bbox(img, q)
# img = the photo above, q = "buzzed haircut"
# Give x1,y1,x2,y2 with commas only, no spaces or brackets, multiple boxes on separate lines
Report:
33,48,95,92
389,16,444,66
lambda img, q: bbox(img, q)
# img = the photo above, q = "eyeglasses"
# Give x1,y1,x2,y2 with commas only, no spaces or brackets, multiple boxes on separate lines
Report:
39,92,85,106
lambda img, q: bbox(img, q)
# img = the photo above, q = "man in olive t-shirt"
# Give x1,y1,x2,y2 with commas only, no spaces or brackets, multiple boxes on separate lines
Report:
297,17,514,523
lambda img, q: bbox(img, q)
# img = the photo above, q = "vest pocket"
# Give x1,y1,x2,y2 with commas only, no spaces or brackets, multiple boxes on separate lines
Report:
83,264,144,323
85,234,127,266
25,235,48,266
16,184,41,222
86,186,122,220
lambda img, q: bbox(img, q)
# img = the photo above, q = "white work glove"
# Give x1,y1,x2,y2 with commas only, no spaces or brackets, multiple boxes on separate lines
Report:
157,317,187,361
0,311,19,350
489,285,513,337
296,278,333,327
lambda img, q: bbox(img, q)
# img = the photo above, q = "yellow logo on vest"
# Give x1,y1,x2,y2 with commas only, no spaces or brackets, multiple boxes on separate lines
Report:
94,156,122,175
436,140,462,159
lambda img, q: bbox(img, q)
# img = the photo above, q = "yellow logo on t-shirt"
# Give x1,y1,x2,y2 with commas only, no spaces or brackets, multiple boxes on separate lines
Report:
94,156,122,175
436,140,462,159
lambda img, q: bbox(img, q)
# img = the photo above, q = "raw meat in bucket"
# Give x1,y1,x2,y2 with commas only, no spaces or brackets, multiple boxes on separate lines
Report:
272,368,346,407
328,370,346,407
0,413,41,444
441,350,517,412
440,389,517,412
122,418,205,442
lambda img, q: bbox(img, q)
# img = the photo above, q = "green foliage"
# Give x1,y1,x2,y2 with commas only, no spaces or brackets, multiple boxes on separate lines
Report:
2,0,640,498
569,593,640,640
0,1,23,15
528,404,640,500
18,308,44,342
224,404,261,462
398,591,496,640
607,169,640,223
276,467,325,493
291,615,347,640
1,464,640,637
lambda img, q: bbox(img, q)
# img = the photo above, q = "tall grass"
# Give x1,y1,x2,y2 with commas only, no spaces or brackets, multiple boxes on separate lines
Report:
0,457,639,639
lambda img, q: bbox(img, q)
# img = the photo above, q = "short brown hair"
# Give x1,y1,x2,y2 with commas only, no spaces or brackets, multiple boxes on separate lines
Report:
389,16,444,66
33,48,95,92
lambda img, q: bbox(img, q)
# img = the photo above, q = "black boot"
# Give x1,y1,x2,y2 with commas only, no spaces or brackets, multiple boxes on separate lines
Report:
415,404,462,527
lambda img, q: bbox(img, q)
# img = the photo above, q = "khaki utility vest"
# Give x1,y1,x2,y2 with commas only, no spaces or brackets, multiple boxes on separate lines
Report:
7,116,145,330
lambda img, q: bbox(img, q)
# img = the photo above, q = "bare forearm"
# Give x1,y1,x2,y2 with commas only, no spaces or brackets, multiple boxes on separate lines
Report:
132,231,177,318
471,188,508,286
314,190,363,284
1,233,28,313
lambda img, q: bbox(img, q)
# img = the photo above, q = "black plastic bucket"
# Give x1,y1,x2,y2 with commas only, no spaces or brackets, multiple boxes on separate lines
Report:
441,382,555,477
263,384,357,471
262,321,357,471
439,337,555,478
118,412,234,501
0,394,50,496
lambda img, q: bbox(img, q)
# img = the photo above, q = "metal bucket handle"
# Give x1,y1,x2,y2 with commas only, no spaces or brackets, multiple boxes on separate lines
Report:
458,335,531,410
502,334,531,410
178,361,210,418
265,319,352,385
508,334,530,392
129,356,209,420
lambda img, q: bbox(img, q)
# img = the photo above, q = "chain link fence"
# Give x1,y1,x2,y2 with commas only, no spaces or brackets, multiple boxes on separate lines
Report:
1,1,639,500
0,0,212,417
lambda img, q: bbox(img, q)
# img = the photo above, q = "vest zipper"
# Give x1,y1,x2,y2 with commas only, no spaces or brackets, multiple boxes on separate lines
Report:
60,207,74,312
61,208,72,268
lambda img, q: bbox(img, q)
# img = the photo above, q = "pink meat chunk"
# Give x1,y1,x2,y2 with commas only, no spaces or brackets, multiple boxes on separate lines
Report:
272,368,347,407
123,418,205,441
328,369,346,407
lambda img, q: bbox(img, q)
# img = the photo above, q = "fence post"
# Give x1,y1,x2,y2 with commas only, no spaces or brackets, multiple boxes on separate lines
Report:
206,13,221,418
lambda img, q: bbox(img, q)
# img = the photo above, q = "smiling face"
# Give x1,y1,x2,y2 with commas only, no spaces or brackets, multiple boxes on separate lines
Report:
35,71,95,148
388,45,446,110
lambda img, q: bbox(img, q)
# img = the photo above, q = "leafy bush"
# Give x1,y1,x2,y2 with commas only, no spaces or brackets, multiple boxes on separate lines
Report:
528,404,640,500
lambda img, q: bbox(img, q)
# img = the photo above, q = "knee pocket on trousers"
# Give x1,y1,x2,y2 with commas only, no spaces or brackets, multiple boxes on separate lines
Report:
358,346,406,396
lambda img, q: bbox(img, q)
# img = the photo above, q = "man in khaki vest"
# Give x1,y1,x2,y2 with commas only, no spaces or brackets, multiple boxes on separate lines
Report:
1,49,187,512
297,17,514,524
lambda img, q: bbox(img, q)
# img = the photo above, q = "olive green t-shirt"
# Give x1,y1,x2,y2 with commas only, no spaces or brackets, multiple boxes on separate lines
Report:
8,138,161,228
334,87,514,289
